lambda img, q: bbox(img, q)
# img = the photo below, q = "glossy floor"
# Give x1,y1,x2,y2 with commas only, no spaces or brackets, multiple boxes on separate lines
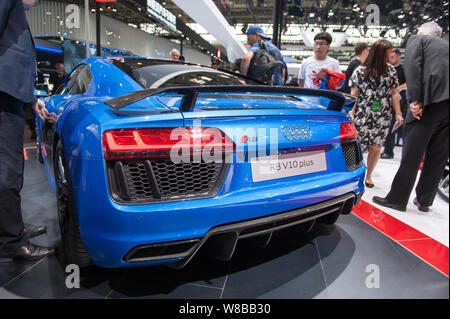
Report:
362,147,449,247
0,143,447,299
358,147,449,276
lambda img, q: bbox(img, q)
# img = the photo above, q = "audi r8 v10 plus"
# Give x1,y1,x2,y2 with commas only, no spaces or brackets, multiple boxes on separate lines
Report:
36,56,366,269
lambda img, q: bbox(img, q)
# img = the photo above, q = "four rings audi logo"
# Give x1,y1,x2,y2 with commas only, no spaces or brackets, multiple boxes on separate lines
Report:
281,125,313,140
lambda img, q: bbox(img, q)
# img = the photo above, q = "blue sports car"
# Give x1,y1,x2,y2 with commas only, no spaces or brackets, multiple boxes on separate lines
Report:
37,56,365,269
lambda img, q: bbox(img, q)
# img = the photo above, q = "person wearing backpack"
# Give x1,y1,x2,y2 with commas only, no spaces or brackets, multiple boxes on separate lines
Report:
240,26,286,85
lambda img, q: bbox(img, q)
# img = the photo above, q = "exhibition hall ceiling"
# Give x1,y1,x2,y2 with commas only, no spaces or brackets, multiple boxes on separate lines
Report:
46,0,450,37
178,0,448,30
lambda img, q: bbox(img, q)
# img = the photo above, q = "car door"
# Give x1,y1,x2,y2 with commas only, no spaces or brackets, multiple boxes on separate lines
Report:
39,64,93,182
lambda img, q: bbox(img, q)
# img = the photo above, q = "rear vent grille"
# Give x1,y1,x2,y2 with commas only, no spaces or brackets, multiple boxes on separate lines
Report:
342,141,363,171
107,159,229,204
123,162,153,201
152,160,221,198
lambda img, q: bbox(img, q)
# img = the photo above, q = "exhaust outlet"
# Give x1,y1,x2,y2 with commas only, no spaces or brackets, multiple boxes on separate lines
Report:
123,238,200,263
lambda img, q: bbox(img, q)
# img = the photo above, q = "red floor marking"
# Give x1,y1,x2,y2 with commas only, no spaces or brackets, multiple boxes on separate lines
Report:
23,146,37,161
352,200,449,277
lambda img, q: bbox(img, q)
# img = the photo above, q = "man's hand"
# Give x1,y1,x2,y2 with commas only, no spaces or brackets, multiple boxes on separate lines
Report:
317,68,328,80
32,98,56,123
312,68,328,80
410,100,423,120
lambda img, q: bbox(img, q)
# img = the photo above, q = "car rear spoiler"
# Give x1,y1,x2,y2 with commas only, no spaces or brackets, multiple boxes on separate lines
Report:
104,86,356,112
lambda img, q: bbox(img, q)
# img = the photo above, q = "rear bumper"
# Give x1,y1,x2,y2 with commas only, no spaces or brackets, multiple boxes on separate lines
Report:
80,173,364,268
124,192,357,269
75,156,365,268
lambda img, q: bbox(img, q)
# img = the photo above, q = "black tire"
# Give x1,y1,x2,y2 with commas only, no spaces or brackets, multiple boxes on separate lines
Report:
55,141,92,267
316,210,341,225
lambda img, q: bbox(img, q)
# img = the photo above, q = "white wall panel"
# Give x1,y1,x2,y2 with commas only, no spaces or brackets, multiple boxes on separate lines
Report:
25,1,210,65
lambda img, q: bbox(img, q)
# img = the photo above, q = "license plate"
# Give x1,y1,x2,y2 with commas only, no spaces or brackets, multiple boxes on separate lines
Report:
250,151,327,182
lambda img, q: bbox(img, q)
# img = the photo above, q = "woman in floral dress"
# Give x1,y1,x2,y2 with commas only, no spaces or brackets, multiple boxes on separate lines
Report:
349,39,404,188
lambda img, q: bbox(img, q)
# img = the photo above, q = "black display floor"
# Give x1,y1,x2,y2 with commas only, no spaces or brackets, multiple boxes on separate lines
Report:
0,143,448,299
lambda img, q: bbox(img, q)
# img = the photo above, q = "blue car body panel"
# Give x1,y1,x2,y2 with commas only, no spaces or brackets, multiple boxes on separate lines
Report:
37,57,365,268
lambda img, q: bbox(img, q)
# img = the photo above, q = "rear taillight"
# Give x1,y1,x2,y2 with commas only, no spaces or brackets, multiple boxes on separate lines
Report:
340,122,358,144
102,127,235,160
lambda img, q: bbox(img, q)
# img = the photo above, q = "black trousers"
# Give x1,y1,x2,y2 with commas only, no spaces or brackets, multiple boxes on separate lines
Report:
386,99,449,207
383,95,408,155
383,112,397,155
0,91,28,252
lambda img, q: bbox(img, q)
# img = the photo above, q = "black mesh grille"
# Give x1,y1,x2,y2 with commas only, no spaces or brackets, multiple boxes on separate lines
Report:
152,160,223,198
107,159,229,204
342,141,363,171
122,162,153,201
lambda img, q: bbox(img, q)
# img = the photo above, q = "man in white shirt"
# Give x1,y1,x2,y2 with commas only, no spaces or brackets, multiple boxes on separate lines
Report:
298,32,341,89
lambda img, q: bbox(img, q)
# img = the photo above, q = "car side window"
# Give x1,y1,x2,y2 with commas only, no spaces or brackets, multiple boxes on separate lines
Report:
54,72,74,95
72,65,93,94
57,64,92,95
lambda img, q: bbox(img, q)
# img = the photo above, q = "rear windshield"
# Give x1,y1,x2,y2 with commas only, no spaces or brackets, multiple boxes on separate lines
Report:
107,58,254,89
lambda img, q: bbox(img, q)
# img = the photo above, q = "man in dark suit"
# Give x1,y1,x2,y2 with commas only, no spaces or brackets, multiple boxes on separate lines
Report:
373,22,449,212
0,0,55,261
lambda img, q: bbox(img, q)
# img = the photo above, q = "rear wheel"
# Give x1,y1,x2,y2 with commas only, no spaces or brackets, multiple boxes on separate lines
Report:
55,141,92,267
